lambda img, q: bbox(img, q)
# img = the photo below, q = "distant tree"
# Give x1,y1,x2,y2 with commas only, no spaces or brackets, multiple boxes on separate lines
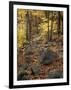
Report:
60,12,63,34
57,11,60,37
26,11,32,44
50,11,53,41
45,11,50,41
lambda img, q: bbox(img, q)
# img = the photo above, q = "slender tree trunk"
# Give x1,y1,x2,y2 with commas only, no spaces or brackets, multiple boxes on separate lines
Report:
50,11,53,41
61,13,63,34
57,11,60,37
36,16,38,34
26,11,31,44
48,11,50,41
45,11,49,42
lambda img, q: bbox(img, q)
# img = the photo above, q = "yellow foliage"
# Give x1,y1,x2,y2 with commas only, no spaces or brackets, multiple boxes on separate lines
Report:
17,9,27,48
31,11,45,17
17,9,63,49
39,23,48,32
17,9,26,15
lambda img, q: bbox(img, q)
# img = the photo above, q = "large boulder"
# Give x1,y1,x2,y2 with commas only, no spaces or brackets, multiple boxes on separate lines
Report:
40,48,59,64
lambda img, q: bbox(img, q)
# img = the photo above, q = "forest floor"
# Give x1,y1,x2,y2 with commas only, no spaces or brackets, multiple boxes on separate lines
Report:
17,35,63,80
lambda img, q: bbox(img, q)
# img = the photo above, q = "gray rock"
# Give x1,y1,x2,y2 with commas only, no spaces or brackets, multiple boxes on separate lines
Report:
31,64,40,76
18,64,32,80
18,73,30,80
47,71,63,79
40,48,59,64
18,63,31,75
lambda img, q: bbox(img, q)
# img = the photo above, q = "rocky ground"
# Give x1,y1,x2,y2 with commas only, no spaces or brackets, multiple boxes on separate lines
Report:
17,35,63,80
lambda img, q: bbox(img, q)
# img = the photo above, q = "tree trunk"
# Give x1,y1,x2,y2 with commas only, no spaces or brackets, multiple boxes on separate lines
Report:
50,11,53,41
45,11,50,42
57,11,60,37
26,11,32,44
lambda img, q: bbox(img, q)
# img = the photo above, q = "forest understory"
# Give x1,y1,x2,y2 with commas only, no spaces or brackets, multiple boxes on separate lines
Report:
17,36,63,80
17,9,63,80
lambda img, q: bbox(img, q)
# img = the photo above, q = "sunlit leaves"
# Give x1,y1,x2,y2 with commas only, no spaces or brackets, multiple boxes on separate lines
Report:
17,9,27,48
17,9,63,48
